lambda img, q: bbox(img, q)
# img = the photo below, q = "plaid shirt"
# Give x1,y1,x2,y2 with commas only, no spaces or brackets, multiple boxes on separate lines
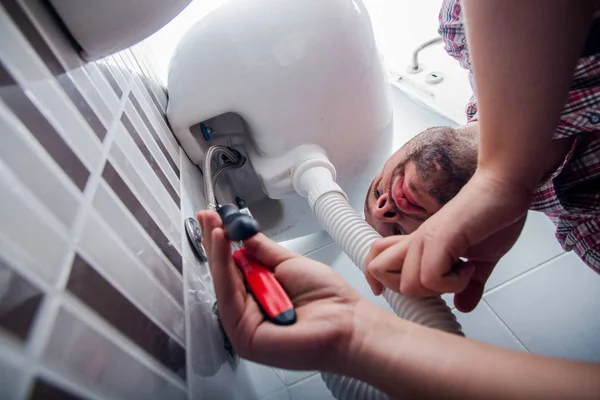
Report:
439,0,600,271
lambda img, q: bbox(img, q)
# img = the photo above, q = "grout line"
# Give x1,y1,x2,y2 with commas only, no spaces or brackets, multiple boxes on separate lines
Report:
180,148,199,398
481,299,530,353
20,82,133,398
303,239,336,258
34,364,111,400
76,210,186,345
56,84,132,293
287,371,321,388
95,178,183,285
483,252,567,296
0,332,33,400
60,297,187,391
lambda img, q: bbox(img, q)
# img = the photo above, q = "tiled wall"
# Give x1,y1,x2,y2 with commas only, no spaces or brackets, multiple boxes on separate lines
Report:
0,0,188,398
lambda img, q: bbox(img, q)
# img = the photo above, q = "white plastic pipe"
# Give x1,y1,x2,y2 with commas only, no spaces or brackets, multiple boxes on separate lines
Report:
294,163,463,400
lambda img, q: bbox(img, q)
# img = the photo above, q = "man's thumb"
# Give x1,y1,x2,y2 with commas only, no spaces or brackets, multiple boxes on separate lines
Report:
243,233,299,268
454,280,484,312
453,260,496,312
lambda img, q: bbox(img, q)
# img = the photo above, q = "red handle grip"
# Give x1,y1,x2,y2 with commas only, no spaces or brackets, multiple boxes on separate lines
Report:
232,248,296,325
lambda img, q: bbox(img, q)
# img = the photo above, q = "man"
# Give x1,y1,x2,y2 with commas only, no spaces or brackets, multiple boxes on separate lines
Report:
364,0,600,308
197,3,600,397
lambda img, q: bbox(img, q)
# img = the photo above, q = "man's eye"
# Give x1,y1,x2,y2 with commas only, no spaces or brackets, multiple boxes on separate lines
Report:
375,187,381,198
395,226,403,235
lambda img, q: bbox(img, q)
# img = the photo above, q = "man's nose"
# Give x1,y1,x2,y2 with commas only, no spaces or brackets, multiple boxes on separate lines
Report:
372,193,399,221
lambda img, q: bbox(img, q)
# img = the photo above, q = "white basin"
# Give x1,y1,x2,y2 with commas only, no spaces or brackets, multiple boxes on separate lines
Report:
48,0,193,60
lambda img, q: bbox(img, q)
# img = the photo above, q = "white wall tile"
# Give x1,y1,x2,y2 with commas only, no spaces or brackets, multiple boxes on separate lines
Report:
0,162,70,285
1,2,192,398
263,388,292,400
111,53,135,84
78,210,185,344
243,362,290,400
97,57,130,92
110,125,181,236
0,104,82,229
307,243,393,313
124,101,179,192
280,230,333,256
452,301,526,352
0,354,26,400
108,142,180,248
485,252,600,362
44,307,186,400
129,81,174,143
84,63,122,111
485,211,564,290
276,369,319,386
187,356,288,400
67,67,115,129
0,15,103,171
289,374,335,400
390,87,457,149
92,182,183,304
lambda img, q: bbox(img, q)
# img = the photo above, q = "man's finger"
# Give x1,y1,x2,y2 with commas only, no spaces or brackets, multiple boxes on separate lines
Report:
401,238,437,297
454,261,496,312
367,235,405,265
367,266,399,294
365,265,385,295
197,210,222,253
367,238,407,292
243,233,300,269
419,234,474,294
208,228,248,326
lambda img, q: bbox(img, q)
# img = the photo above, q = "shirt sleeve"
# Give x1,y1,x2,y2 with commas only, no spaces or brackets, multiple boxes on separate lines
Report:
438,0,479,120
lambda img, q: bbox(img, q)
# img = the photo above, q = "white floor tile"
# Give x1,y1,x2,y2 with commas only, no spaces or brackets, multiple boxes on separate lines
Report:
453,301,526,352
279,230,333,256
306,243,393,312
263,388,291,400
274,369,318,386
485,211,564,290
188,359,287,400
485,252,600,362
442,211,564,310
289,374,335,400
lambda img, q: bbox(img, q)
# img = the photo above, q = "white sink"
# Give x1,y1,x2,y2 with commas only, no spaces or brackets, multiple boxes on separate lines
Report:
48,0,193,60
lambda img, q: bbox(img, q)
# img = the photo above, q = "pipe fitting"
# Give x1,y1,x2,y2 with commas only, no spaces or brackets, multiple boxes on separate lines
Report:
292,159,345,205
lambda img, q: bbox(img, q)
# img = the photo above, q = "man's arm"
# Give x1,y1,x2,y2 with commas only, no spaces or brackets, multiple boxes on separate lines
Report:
340,302,600,400
462,0,597,192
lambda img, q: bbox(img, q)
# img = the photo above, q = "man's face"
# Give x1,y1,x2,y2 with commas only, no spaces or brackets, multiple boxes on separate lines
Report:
364,125,478,237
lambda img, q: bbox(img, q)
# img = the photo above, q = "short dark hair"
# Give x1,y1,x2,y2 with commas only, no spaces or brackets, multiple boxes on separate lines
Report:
401,126,478,205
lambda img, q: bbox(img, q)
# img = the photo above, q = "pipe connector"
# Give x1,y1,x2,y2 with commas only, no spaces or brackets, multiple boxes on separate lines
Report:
292,159,347,207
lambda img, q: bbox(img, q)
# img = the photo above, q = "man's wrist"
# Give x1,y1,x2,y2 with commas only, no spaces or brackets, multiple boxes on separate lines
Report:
474,162,539,197
334,300,410,383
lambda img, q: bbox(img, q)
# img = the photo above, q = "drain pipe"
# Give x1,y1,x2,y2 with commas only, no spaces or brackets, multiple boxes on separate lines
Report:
293,161,463,400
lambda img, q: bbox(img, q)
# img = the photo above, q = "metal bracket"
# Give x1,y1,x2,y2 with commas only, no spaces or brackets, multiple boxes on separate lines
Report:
185,217,208,262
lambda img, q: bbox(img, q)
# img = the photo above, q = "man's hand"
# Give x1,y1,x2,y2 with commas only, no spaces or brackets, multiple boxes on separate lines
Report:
365,170,528,312
197,210,373,372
